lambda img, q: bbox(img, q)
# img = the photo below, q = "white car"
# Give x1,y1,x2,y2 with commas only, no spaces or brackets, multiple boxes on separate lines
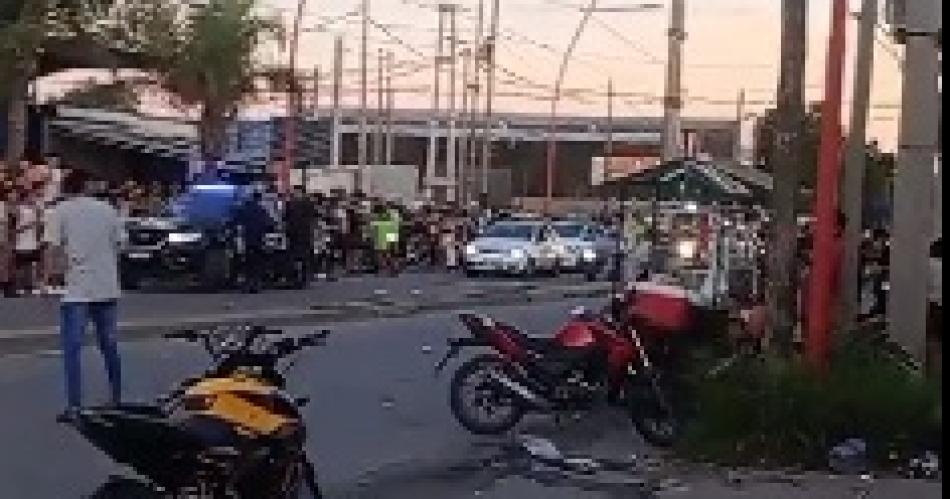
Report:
463,221,564,277
550,220,616,279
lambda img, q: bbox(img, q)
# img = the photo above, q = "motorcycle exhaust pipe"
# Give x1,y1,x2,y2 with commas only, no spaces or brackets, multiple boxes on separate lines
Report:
486,370,550,410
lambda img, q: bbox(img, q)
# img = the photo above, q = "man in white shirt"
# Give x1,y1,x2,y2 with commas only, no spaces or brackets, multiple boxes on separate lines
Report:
45,169,124,417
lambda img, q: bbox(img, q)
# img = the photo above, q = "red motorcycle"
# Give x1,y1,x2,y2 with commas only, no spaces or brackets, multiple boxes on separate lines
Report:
435,282,700,447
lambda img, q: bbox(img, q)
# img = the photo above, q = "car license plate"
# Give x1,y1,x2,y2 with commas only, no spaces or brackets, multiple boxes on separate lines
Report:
127,252,151,259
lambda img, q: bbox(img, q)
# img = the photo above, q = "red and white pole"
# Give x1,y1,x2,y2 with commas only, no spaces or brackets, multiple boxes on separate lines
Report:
806,0,848,370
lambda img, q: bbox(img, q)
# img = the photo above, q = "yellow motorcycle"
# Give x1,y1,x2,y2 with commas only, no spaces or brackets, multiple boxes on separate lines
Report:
63,325,330,498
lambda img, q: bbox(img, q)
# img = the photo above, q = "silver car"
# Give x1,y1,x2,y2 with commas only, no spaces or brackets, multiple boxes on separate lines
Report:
463,221,564,277
550,220,617,279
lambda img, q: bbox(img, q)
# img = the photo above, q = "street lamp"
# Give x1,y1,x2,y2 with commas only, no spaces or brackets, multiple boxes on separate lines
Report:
544,2,662,213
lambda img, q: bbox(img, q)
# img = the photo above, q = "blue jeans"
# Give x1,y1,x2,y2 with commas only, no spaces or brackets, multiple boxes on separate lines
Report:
60,301,122,408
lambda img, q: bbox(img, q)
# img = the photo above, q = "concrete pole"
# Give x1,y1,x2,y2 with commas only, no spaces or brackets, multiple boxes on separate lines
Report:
427,9,445,200
734,88,745,163
447,5,458,203
358,0,369,189
606,78,613,195
460,47,472,205
374,48,384,165
888,0,940,363
481,0,500,207
840,0,877,335
313,66,320,115
332,36,343,169
468,0,484,204
662,0,685,162
386,51,394,166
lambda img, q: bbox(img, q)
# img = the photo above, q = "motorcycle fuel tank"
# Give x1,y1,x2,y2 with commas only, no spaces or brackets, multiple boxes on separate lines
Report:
553,319,602,349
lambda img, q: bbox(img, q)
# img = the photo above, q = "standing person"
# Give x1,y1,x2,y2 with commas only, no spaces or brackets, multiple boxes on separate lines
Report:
13,187,44,295
44,169,124,418
234,191,272,294
0,180,14,297
284,186,316,288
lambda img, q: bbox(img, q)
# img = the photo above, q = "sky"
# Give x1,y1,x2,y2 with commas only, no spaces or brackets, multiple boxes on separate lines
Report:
40,0,907,151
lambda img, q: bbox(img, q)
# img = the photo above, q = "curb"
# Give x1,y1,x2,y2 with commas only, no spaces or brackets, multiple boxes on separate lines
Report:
0,283,612,353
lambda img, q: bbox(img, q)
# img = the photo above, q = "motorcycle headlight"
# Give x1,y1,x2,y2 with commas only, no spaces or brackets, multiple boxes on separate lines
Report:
510,248,526,260
676,239,698,259
167,232,203,244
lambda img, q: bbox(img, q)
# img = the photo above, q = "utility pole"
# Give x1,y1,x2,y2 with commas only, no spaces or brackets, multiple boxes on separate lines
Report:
806,0,848,370
332,36,343,169
312,66,321,115
889,0,940,363
468,0,484,205
460,46,472,205
766,0,808,355
374,48,384,165
481,0,500,207
841,0,877,336
734,88,745,163
386,50,394,166
447,4,459,203
605,78,613,197
662,0,685,162
358,0,369,190
427,8,445,200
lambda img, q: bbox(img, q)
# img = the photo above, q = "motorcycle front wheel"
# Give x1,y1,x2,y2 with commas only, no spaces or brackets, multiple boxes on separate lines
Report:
449,355,525,435
629,371,680,447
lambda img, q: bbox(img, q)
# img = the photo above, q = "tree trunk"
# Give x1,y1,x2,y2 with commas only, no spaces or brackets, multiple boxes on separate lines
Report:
766,0,808,355
199,104,228,171
5,63,30,170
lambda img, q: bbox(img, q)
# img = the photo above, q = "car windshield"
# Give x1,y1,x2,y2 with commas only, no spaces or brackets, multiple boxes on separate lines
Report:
483,223,536,240
552,223,585,239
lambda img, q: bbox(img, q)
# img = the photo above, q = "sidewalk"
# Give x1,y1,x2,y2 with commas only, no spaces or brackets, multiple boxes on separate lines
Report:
659,472,942,498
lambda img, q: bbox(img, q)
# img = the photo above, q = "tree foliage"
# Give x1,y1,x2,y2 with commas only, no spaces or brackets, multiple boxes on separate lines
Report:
130,0,280,160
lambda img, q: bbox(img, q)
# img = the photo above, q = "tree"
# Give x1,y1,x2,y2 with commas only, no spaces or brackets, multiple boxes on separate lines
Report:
133,0,280,163
1,0,152,169
754,102,822,206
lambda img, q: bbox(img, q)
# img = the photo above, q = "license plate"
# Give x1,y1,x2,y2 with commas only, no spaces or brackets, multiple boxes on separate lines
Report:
127,252,151,259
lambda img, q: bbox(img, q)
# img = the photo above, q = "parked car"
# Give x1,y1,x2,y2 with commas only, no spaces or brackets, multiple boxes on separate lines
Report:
463,221,565,277
549,220,616,280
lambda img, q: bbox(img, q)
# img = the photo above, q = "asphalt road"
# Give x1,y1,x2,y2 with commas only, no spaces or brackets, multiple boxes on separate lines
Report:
0,299,668,499
0,271,612,356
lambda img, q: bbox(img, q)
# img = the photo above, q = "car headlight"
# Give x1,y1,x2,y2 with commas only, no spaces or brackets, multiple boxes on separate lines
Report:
676,239,698,259
465,244,478,256
582,248,597,261
167,232,203,244
510,248,526,260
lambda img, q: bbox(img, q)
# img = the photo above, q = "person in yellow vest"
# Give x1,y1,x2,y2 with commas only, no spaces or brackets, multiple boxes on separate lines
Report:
371,205,399,276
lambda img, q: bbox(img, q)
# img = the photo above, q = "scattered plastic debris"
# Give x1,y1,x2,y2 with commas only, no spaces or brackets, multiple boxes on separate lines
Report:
906,451,940,480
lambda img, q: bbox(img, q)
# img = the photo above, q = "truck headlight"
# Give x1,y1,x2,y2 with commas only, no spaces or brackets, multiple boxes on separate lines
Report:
510,248,526,260
167,232,202,244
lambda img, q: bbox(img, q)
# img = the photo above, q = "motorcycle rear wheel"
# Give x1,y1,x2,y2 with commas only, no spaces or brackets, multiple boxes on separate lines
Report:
449,355,525,435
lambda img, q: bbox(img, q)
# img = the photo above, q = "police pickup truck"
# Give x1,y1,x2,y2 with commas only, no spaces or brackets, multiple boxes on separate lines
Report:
120,183,293,291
